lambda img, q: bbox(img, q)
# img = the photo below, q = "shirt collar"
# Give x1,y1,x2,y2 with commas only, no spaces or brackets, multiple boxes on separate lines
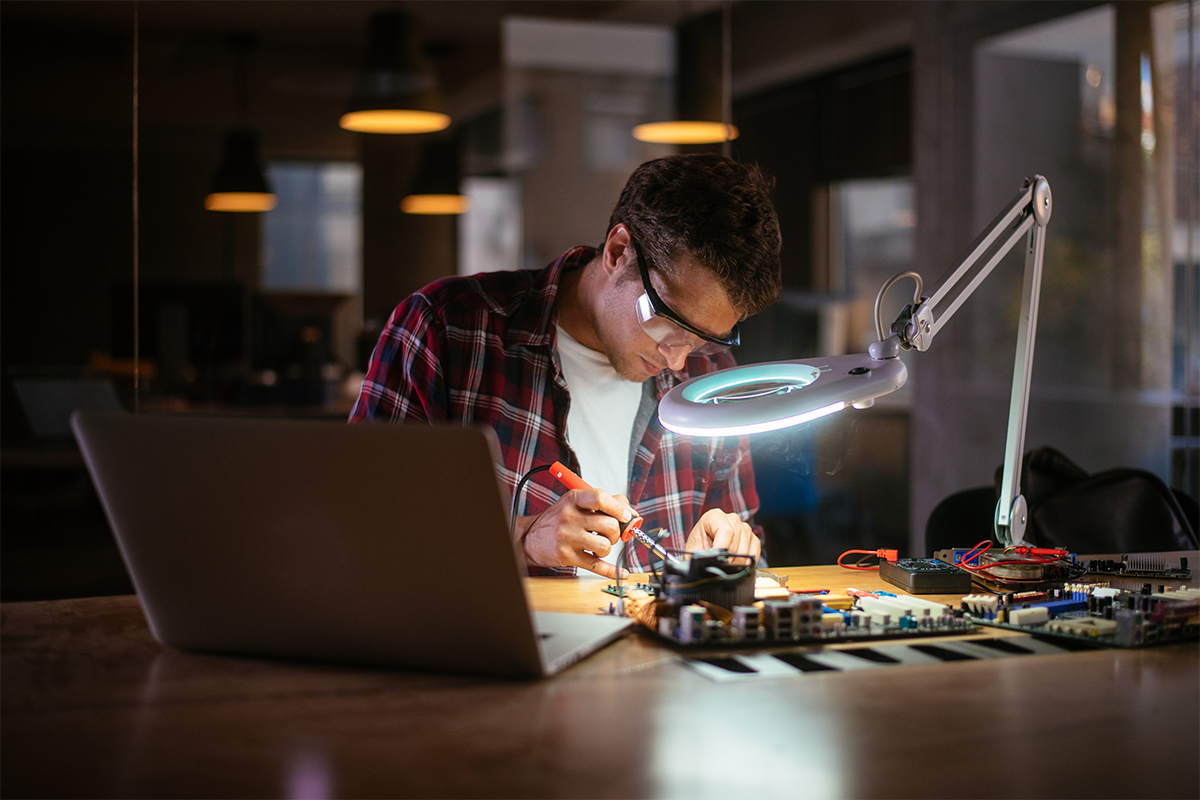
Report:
506,245,596,348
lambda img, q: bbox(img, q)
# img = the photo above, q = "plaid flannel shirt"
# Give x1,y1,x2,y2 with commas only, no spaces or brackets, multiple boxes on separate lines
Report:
349,246,761,573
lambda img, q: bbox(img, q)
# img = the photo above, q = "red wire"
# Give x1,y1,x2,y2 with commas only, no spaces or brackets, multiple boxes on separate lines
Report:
960,540,992,566
958,550,1068,572
955,540,1072,584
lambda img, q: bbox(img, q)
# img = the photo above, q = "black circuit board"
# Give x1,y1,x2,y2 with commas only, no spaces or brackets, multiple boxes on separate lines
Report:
961,583,1199,648
1084,556,1190,580
603,585,976,648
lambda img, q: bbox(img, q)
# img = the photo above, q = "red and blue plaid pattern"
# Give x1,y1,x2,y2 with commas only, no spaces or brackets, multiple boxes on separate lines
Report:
349,247,761,572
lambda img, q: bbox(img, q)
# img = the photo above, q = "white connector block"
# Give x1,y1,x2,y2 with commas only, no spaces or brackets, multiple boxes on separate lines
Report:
821,612,846,632
1046,616,1118,637
1007,606,1049,626
962,594,999,617
1158,588,1200,602
858,594,951,621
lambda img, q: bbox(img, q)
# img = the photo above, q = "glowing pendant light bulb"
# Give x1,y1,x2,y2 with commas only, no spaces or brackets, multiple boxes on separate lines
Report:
339,11,450,135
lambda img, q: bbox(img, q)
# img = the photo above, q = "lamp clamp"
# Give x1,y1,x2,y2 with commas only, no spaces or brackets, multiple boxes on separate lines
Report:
887,302,936,351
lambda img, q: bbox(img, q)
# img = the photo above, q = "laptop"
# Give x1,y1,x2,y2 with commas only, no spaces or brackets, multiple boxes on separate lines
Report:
70,411,630,679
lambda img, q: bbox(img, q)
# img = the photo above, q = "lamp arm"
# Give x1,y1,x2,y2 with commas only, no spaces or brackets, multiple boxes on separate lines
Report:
888,175,1053,545
896,178,1046,351
992,210,1048,545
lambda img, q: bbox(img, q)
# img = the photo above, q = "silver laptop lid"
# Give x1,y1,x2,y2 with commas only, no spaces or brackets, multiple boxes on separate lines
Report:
72,411,553,678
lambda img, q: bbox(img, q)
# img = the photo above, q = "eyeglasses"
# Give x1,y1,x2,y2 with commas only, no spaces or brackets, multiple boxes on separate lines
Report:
631,237,740,356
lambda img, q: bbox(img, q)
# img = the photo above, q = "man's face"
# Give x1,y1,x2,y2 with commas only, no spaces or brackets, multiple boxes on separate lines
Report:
596,245,741,383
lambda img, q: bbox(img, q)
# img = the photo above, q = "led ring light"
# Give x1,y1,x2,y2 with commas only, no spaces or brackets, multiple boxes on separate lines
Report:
659,355,908,437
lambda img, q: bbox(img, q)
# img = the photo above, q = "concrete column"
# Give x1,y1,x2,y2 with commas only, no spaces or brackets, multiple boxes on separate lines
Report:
1111,2,1151,391
360,133,457,325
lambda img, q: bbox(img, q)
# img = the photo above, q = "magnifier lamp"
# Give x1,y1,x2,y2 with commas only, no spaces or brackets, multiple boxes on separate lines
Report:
659,175,1053,546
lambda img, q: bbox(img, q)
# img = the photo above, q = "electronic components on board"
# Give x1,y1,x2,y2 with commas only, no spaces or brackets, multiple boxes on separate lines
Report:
610,552,975,647
605,546,1198,651
961,584,1200,647
1084,555,1190,580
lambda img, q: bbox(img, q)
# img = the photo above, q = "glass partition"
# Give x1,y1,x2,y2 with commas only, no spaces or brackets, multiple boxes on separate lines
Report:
970,3,1180,485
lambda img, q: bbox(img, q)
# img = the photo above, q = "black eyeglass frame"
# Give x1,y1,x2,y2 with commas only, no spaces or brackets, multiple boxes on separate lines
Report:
631,238,741,349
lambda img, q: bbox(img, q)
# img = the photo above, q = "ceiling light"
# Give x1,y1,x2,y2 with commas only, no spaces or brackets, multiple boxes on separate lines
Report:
632,121,738,145
402,135,468,215
205,35,276,213
402,195,469,215
339,110,450,135
633,5,735,149
340,11,449,135
206,131,277,212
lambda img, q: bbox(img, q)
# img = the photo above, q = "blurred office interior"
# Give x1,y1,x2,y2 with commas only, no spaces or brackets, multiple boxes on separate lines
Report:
2,0,1197,599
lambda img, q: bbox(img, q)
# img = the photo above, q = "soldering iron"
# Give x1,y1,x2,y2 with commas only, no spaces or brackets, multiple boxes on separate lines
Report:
549,461,679,566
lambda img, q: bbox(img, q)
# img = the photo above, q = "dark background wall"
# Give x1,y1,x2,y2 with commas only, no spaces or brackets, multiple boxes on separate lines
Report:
3,0,1192,598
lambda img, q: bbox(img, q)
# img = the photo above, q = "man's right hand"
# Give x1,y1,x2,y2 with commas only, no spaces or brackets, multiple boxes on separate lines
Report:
516,488,636,579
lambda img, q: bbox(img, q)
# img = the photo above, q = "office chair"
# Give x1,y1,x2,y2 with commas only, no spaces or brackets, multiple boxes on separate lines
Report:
925,446,1199,556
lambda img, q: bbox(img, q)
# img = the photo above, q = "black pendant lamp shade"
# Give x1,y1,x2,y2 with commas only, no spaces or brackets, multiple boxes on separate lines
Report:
205,130,276,212
633,8,738,146
205,34,276,213
402,135,468,215
340,11,450,134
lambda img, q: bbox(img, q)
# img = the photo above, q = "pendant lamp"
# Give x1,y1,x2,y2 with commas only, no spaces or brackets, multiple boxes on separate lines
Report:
633,4,737,148
402,135,468,215
205,130,276,212
339,11,450,134
205,34,276,213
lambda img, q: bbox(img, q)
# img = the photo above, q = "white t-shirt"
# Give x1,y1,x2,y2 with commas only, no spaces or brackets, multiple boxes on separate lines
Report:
555,325,644,574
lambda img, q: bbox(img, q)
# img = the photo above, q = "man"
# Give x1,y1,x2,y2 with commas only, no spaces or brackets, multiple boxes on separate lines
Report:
350,154,782,579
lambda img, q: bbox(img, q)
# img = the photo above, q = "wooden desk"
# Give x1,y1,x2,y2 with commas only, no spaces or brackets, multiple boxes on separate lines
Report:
3,557,1197,799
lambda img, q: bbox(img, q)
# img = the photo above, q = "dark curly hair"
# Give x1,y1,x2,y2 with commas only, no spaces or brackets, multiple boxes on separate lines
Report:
606,154,782,316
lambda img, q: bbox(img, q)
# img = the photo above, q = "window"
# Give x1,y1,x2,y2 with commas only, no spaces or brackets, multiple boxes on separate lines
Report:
828,176,916,359
262,162,362,293
972,3,1192,495
459,176,522,276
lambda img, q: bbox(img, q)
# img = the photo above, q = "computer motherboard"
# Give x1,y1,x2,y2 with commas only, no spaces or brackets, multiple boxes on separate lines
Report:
604,550,1197,650
603,550,975,647
961,582,1200,647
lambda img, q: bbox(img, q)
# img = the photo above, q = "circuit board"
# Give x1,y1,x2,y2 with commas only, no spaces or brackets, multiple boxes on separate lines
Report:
1084,555,1190,580
606,582,976,648
601,548,1196,650
961,583,1200,648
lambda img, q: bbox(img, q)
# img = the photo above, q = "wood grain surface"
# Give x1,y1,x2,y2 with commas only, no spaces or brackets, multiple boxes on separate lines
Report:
3,554,1197,799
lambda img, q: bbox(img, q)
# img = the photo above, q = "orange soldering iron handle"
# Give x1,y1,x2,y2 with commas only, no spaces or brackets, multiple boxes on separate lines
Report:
549,461,589,491
548,461,644,543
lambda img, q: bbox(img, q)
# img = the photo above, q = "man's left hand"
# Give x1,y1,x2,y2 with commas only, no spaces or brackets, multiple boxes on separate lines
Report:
683,509,760,564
